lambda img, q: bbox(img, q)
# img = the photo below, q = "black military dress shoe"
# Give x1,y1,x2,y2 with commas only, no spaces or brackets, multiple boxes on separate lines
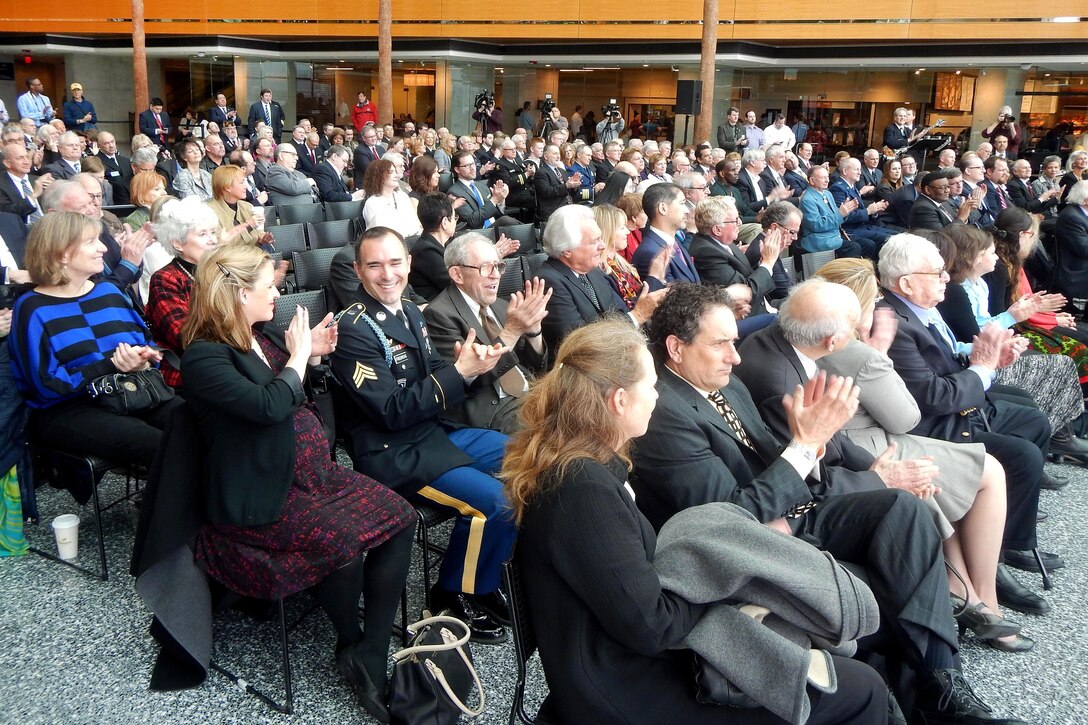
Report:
1002,549,1065,573
472,587,511,626
429,586,508,644
914,668,1027,724
1040,473,1069,491
995,564,1051,616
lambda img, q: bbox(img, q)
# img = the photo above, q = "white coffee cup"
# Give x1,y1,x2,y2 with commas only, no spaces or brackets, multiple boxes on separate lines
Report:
52,514,80,560
251,208,266,232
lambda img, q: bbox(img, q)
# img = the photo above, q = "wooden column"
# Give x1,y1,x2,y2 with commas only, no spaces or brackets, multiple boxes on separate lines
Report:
378,0,393,125
695,0,719,145
132,0,149,128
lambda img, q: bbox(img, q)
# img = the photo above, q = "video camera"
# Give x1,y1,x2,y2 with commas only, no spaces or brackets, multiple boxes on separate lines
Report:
540,93,556,115
474,89,496,112
602,98,620,119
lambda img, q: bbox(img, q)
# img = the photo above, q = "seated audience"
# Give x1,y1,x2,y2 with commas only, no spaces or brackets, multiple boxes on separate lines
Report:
145,197,219,389
744,201,802,304
8,212,182,467
207,164,270,247
265,144,316,206
422,232,549,433
501,318,892,725
799,165,865,258
630,282,1021,723
1054,181,1088,308
180,243,415,723
314,145,364,203
124,170,167,230
613,192,646,262
593,204,666,310
329,227,517,643
829,157,892,251
408,192,457,300
171,138,214,201
361,158,422,239
631,183,699,283
406,153,442,208
447,150,515,231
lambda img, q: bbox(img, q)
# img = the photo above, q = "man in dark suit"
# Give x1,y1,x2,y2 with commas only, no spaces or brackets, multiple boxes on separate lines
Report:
207,93,238,129
0,143,47,224
958,156,997,228
536,204,661,355
493,137,535,221
830,158,893,250
448,151,514,232
138,98,172,151
735,149,791,214
878,233,1056,613
594,140,620,186
631,183,699,284
329,227,518,643
715,106,747,154
0,211,29,283
689,196,779,316
94,132,133,205
531,144,576,223
884,176,921,229
881,107,913,155
1053,188,1088,308
782,151,809,195
352,125,386,188
246,89,285,142
745,201,802,304
991,134,1016,161
859,149,884,198
909,170,973,230
313,146,364,203
632,282,1022,725
757,146,792,200
709,158,758,224
982,156,1015,218
423,233,549,433
43,131,83,180
251,137,276,192
1008,159,1060,216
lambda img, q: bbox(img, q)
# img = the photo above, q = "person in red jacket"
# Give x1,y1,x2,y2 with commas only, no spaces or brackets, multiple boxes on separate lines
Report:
352,92,378,133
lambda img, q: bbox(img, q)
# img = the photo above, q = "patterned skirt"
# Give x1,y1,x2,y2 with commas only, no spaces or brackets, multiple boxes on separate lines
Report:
194,405,415,599
994,350,1084,433
1016,321,1088,385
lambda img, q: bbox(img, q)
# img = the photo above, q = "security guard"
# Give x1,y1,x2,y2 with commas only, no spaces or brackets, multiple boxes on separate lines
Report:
330,226,515,644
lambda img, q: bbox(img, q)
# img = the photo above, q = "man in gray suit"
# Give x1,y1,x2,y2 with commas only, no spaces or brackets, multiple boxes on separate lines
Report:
264,144,317,206
423,233,550,433
631,282,1026,725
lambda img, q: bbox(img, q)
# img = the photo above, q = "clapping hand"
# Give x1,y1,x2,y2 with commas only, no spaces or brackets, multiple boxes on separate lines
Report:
495,234,520,258
453,328,510,378
860,306,898,355
504,278,552,340
870,443,941,499
310,312,338,357
111,342,162,372
782,371,860,450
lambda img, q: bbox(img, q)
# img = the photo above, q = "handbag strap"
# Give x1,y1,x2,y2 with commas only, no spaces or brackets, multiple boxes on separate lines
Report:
425,643,486,717
391,615,472,661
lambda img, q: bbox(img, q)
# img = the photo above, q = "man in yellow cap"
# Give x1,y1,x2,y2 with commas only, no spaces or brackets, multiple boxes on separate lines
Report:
62,82,97,132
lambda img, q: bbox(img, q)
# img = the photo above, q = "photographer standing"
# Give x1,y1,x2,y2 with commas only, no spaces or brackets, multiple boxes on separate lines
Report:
540,102,568,139
596,103,625,144
473,91,503,135
982,105,1021,160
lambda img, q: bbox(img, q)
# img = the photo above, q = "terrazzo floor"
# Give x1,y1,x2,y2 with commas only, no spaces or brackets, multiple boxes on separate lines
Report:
3,459,1087,724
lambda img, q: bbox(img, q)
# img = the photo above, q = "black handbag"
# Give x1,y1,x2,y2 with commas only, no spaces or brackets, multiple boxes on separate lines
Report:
388,613,485,725
86,368,176,415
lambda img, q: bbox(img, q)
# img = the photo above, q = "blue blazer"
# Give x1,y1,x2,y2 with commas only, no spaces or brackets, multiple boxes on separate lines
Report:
798,188,844,252
631,227,699,284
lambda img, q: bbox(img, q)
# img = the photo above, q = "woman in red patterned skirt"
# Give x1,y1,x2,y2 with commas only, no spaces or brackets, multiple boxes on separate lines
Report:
181,243,415,723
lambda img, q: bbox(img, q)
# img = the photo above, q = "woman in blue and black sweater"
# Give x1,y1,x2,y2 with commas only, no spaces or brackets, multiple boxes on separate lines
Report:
8,212,181,466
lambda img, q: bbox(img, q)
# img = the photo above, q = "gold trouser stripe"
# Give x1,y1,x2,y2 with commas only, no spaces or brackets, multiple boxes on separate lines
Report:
417,485,486,594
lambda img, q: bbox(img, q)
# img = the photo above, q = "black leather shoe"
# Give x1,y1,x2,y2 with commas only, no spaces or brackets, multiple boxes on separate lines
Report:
995,564,1051,616
470,588,511,627
1040,473,1069,491
336,643,391,723
429,586,508,645
1002,548,1065,573
1037,509,1049,523
984,633,1035,654
914,668,1027,724
1048,427,1088,466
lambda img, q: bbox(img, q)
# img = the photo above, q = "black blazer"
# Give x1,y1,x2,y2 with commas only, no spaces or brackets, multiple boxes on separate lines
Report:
733,168,769,212
885,184,919,228
687,233,772,315
96,152,134,205
312,161,351,202
352,143,386,188
1007,176,1057,215
532,164,571,223
882,123,911,152
246,100,285,141
407,233,451,301
536,257,630,357
0,173,37,223
329,287,473,491
422,286,547,431
0,211,27,279
744,232,793,302
448,179,500,231
783,169,809,195
138,109,172,148
880,293,985,441
1054,204,1088,300
181,336,305,525
43,159,80,180
292,141,320,177
516,456,708,724
908,195,960,230
732,324,883,495
631,366,814,531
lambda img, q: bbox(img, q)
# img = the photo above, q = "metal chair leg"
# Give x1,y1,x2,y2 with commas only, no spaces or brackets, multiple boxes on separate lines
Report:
210,598,294,715
1032,547,1053,590
28,455,109,581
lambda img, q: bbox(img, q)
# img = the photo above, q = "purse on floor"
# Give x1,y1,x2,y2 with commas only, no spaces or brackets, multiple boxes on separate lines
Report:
388,612,486,725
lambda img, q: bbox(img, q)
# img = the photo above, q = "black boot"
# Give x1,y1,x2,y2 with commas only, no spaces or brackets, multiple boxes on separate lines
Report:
914,669,1026,724
1048,426,1088,466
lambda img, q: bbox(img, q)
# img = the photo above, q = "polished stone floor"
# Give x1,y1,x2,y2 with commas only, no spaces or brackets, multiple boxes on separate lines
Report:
2,460,1086,724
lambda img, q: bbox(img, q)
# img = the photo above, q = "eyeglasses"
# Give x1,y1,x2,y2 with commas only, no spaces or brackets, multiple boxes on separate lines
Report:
782,227,800,237
965,165,984,171
718,218,741,226
456,261,507,276
457,162,476,168
910,267,947,277
87,192,103,202
690,185,708,191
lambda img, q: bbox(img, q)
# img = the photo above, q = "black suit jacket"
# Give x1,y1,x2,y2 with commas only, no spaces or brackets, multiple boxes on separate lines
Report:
207,105,237,129
536,257,629,356
1007,177,1056,215
880,293,986,441
744,232,793,302
1054,204,1088,300
859,166,883,198
630,366,814,531
252,159,271,192
423,287,547,431
96,152,134,205
44,159,80,180
734,169,769,212
246,100,285,141
312,161,351,202
352,143,386,188
733,324,882,493
594,158,615,184
0,211,28,279
139,109,172,148
687,233,771,315
532,164,571,223
908,195,960,230
448,179,500,231
882,123,911,152
407,233,451,301
0,173,38,223
329,287,473,492
293,141,321,177
885,184,919,228
783,169,808,195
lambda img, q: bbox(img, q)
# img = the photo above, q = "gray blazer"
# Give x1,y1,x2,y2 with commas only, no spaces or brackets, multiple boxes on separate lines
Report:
264,165,314,206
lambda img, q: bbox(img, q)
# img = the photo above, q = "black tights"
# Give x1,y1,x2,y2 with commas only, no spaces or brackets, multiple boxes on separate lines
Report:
310,525,414,685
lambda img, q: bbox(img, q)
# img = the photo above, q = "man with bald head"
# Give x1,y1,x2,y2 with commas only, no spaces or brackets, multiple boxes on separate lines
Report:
94,131,133,205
